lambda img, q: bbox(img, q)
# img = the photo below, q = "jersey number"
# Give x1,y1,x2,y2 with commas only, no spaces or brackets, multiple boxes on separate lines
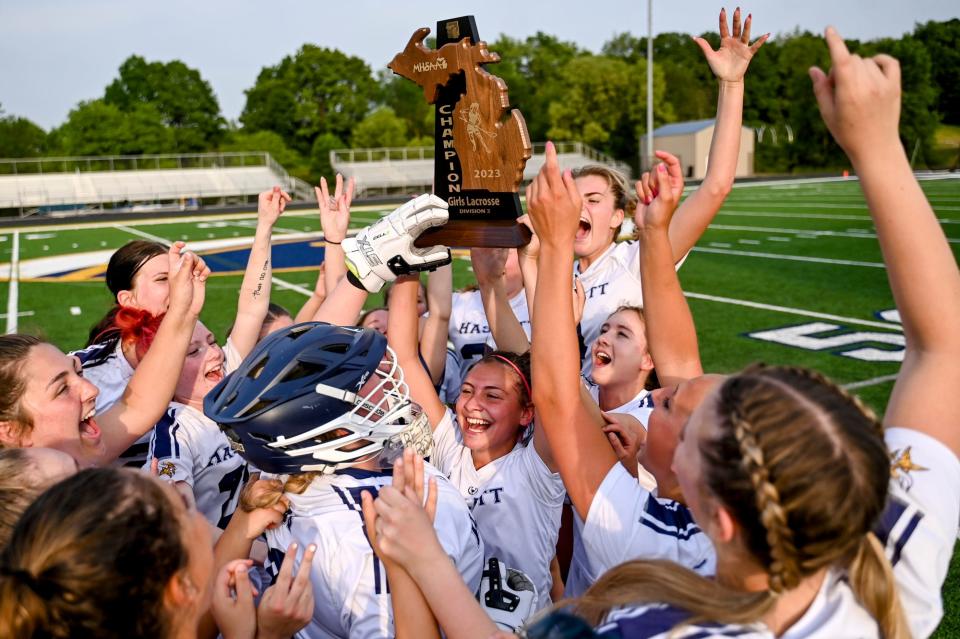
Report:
217,465,250,529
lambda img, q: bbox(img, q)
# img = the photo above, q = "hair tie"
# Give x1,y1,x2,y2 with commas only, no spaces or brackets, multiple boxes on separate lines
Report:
491,355,532,400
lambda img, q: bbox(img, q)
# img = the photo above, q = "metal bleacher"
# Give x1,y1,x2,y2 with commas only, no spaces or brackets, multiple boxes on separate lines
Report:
331,142,632,197
0,152,312,216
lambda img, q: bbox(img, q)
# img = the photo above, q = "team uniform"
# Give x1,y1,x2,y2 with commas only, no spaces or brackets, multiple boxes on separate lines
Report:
447,289,530,401
585,381,654,428
432,408,565,611
222,336,243,374
573,428,960,638
146,402,249,529
264,465,485,639
72,340,147,467
576,241,685,379
575,462,717,597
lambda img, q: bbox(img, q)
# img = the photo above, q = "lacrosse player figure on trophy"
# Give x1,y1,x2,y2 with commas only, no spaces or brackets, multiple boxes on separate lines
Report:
389,16,533,248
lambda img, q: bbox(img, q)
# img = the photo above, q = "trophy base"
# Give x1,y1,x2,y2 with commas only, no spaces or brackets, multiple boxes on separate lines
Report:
414,219,532,249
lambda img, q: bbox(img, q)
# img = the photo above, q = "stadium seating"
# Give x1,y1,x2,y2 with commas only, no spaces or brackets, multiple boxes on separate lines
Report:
0,153,310,213
332,142,632,197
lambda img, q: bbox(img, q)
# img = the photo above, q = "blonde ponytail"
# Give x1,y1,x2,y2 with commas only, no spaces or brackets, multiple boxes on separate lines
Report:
849,532,909,639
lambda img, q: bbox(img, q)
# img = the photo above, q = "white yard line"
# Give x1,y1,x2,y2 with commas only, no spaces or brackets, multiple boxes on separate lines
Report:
691,246,885,268
6,231,20,334
684,292,902,331
115,224,171,244
0,311,35,319
709,223,960,244
843,374,900,390
719,210,958,224
272,278,314,297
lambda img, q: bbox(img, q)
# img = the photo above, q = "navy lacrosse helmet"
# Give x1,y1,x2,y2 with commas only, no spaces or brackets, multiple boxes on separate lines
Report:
204,322,431,475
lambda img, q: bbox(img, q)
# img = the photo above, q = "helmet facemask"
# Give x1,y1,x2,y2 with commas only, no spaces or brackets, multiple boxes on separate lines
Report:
268,345,433,473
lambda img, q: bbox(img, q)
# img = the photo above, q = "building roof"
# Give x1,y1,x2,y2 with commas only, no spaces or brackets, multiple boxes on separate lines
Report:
652,118,716,137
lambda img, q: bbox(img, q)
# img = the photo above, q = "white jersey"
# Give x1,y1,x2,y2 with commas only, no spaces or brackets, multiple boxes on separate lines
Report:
264,465,484,639
878,427,960,639
576,241,685,378
72,340,148,467
146,402,249,529
585,381,654,428
222,336,243,374
586,428,960,639
582,463,716,585
448,289,530,383
432,408,565,611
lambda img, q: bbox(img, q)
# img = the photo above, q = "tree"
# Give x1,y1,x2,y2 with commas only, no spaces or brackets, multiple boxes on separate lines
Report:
0,105,47,158
379,71,433,140
488,33,582,142
351,107,408,149
310,133,344,184
50,100,175,156
220,129,309,181
547,54,673,167
912,19,960,125
241,45,378,154
104,55,225,151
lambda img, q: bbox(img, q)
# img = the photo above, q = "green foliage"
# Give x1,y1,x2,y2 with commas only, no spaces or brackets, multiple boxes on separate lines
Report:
49,99,175,156
241,45,378,154
351,107,408,149
913,19,960,125
220,129,310,181
487,32,583,142
310,132,344,184
378,71,433,140
0,106,47,158
104,55,226,151
547,54,673,168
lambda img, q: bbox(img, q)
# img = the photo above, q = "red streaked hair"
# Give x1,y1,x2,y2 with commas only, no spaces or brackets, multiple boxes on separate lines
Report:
113,307,164,361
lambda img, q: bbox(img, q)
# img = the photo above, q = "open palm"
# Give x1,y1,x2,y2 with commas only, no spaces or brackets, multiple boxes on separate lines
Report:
693,8,768,83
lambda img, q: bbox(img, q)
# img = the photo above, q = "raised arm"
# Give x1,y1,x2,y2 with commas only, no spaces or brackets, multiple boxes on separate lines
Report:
232,187,290,359
420,264,453,386
472,248,530,354
635,166,703,387
319,174,353,292
663,7,769,261
528,142,617,520
387,276,447,429
811,28,960,456
362,450,497,639
98,244,206,462
309,275,369,326
294,262,327,324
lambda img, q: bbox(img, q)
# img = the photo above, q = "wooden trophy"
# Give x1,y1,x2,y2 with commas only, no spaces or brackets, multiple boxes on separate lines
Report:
388,16,532,248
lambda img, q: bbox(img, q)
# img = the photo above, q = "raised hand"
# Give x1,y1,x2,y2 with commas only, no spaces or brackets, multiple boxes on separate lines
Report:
693,7,769,84
166,241,208,317
516,214,540,265
601,412,645,478
470,247,509,286
525,141,581,250
342,194,450,293
211,559,257,639
316,174,355,244
635,151,684,207
258,186,291,228
360,448,441,570
809,27,902,163
256,542,316,639
634,158,683,234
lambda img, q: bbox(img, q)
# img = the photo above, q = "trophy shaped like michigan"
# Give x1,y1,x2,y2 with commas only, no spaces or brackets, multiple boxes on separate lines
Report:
389,16,533,247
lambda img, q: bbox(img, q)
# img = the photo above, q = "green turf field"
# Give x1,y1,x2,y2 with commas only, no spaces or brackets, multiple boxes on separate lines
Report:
1,175,958,634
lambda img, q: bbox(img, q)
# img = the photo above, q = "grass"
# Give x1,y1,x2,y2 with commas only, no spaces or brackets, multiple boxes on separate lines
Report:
1,176,958,633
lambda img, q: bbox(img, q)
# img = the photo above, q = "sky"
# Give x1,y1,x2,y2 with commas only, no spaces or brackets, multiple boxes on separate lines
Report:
1,0,957,131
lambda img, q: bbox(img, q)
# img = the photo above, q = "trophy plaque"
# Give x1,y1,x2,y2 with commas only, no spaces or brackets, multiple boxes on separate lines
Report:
388,16,533,248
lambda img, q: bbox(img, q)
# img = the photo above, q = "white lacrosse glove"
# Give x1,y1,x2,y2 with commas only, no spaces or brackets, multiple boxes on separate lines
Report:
478,558,538,632
342,194,450,293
